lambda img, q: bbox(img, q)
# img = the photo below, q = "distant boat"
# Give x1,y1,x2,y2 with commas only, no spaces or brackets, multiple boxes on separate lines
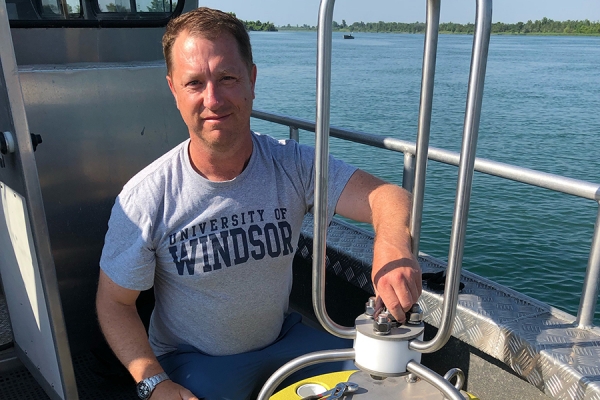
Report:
343,33,354,39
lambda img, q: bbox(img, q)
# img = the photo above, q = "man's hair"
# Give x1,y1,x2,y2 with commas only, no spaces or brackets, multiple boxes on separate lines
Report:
162,7,254,75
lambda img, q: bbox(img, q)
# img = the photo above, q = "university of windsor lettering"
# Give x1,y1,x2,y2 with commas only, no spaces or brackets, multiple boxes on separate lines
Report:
168,208,293,275
168,209,271,244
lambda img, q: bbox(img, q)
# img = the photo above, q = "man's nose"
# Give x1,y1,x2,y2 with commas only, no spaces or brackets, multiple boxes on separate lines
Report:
203,81,223,109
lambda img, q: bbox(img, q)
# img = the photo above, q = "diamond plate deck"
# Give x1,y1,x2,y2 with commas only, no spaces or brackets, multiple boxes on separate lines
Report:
300,216,600,400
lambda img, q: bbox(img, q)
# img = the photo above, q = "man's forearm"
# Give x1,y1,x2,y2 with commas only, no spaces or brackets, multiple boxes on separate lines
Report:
335,170,421,321
368,183,422,321
370,183,413,252
96,299,165,382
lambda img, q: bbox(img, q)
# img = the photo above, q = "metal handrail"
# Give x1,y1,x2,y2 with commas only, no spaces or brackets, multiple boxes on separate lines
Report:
406,361,465,400
410,0,492,353
252,108,600,329
579,211,600,328
251,110,600,202
315,0,492,353
411,0,441,256
254,113,600,332
312,0,356,339
252,107,600,329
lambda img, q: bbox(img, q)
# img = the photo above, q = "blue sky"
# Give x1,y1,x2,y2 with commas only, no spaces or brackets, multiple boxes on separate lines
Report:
199,0,600,26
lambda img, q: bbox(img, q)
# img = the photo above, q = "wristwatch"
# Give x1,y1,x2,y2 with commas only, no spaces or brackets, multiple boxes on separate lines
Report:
136,372,170,399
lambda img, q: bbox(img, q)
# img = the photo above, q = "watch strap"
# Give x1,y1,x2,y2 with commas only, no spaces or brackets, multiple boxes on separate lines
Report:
136,372,170,399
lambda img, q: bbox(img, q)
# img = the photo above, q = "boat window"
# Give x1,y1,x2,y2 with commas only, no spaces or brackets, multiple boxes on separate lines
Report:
96,0,177,13
39,0,82,18
7,0,183,26
96,0,131,13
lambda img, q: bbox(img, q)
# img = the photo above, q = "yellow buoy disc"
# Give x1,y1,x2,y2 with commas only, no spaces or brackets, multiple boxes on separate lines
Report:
270,370,481,400
270,370,357,400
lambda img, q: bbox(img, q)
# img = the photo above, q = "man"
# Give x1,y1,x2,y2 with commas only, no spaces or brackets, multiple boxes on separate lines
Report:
96,7,421,400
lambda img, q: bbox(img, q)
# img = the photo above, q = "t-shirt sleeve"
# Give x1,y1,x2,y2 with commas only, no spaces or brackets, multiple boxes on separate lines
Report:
99,193,156,291
296,142,357,223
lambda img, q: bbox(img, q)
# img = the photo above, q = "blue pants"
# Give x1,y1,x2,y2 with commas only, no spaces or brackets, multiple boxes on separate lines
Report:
158,313,354,400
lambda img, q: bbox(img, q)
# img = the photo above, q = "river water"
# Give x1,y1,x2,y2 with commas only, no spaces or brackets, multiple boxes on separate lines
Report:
248,31,600,323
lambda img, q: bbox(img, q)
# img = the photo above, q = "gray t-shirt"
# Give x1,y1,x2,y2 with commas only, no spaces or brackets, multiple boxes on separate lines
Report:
100,132,357,356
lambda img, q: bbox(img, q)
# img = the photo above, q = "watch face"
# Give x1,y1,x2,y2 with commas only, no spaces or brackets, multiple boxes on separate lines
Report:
137,382,151,399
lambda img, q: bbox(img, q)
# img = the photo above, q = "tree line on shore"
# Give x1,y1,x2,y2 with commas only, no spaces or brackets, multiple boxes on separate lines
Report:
277,17,600,35
225,13,277,31
243,19,277,31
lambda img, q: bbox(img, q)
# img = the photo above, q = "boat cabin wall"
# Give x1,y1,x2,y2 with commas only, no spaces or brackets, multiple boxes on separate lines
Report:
5,0,199,354
11,28,166,65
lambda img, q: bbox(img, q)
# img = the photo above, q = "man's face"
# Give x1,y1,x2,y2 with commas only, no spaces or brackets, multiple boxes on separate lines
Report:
167,31,257,152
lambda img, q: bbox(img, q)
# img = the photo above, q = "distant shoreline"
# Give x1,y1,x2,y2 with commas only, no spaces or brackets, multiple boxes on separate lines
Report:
274,28,600,37
272,18,600,37
244,16,600,37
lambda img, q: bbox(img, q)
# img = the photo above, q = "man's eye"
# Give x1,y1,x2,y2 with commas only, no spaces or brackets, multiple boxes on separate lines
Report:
222,76,236,82
186,80,200,87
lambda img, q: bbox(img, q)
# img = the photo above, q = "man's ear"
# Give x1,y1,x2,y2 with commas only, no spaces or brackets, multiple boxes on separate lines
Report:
166,75,179,109
250,64,257,99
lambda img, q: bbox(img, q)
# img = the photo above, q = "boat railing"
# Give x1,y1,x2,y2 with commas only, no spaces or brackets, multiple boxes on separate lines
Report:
250,108,600,329
310,0,493,355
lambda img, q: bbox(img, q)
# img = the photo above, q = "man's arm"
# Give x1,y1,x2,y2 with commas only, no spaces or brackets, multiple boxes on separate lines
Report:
335,169,422,322
96,270,199,399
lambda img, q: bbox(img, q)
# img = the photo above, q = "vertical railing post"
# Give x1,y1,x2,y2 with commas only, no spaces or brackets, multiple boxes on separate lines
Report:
290,126,300,142
313,0,356,339
411,0,441,257
403,152,416,193
410,0,492,353
576,202,600,328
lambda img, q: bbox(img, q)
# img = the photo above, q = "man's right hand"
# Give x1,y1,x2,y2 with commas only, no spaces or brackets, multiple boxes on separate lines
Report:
150,379,200,400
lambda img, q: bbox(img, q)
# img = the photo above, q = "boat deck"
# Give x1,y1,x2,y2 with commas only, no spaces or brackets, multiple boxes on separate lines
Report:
0,217,598,399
